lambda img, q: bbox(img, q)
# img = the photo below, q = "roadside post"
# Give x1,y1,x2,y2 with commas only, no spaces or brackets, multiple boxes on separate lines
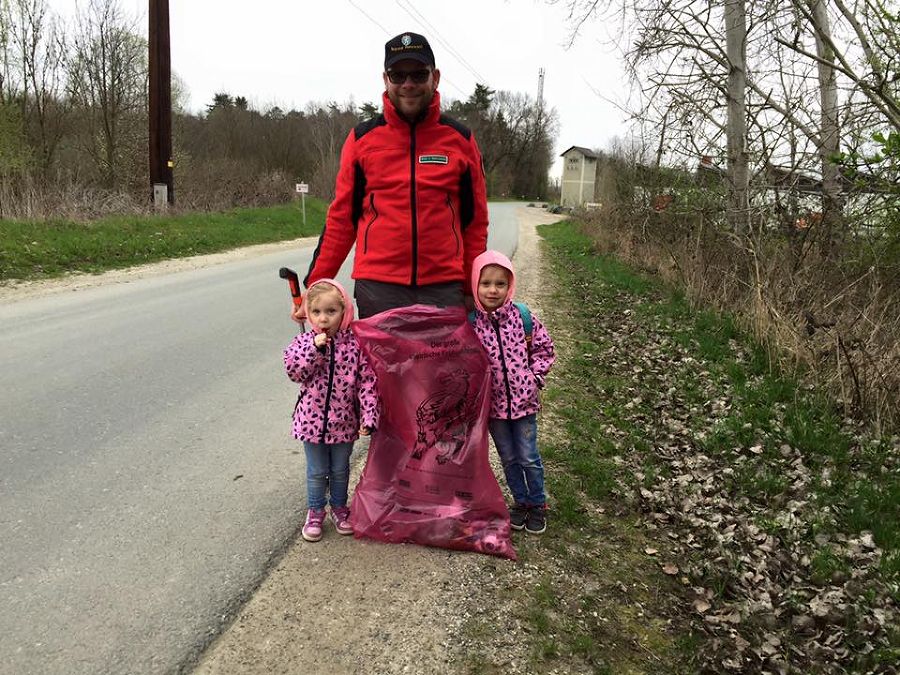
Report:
295,182,309,226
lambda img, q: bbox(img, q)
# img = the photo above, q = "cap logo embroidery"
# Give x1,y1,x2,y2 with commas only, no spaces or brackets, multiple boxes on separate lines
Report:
419,154,449,165
402,34,412,46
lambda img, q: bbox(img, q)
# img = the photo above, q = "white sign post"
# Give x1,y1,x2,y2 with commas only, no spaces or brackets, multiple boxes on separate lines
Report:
295,182,309,226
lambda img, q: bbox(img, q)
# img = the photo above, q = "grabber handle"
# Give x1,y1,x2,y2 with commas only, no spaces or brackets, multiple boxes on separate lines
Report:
278,267,303,306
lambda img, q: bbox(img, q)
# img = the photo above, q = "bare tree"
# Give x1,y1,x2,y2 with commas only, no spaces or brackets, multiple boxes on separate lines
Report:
551,0,898,240
304,101,359,199
725,0,750,232
550,0,900,436
68,0,146,188
810,0,845,246
0,0,15,103
447,87,558,198
1,0,69,178
776,0,900,131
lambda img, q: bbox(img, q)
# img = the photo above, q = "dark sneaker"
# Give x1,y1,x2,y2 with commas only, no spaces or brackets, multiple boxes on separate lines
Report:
525,506,546,534
509,503,528,531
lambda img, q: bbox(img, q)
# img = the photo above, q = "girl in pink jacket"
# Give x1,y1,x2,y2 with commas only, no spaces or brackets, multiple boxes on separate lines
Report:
283,279,379,542
469,250,556,534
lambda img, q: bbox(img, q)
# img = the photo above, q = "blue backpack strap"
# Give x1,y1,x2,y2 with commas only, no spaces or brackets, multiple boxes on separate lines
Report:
468,309,477,325
514,302,533,344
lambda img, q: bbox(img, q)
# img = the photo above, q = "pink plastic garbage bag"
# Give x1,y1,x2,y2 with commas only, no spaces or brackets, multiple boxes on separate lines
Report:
350,304,516,560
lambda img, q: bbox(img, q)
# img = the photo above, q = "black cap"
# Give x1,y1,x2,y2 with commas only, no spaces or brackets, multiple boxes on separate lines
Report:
384,32,435,70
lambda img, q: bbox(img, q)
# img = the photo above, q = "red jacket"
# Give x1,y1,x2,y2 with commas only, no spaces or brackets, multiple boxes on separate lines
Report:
305,91,489,295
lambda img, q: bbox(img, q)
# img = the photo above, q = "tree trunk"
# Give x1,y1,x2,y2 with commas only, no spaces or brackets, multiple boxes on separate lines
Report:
724,0,750,233
811,0,845,251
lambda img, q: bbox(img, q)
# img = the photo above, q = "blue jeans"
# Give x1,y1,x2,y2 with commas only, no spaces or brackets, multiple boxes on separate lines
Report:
303,441,354,510
488,415,545,507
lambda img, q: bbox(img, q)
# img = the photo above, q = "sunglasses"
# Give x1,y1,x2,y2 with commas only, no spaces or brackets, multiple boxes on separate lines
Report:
387,68,432,84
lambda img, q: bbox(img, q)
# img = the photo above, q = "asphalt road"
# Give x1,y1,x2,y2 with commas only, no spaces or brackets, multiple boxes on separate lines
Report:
0,202,521,675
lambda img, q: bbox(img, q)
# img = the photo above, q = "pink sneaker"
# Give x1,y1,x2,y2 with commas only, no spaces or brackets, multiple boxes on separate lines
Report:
330,506,353,535
302,508,326,542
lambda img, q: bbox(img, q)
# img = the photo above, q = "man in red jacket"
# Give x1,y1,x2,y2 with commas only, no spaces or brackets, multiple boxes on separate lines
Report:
299,32,489,319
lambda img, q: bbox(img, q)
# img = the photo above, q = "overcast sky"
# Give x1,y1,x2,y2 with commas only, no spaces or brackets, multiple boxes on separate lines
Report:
47,0,632,178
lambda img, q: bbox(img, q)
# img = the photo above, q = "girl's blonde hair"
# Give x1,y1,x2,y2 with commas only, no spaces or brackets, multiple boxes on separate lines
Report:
306,282,344,307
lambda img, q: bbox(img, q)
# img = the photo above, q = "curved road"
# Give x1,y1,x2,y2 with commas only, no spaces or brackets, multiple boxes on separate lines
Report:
0,202,522,674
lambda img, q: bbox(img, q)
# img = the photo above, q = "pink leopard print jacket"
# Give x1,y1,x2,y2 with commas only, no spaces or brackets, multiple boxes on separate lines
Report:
284,329,379,444
470,302,555,420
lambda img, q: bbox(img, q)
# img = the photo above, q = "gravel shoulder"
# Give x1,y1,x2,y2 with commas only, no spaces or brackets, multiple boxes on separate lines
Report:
189,207,567,675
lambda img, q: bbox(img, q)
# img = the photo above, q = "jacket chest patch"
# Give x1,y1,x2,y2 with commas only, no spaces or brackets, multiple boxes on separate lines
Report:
418,154,448,165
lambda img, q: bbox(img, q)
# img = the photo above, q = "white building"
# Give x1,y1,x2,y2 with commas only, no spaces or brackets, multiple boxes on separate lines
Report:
559,146,599,208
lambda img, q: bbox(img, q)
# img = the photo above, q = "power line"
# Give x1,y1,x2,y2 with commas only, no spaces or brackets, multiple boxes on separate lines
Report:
346,0,391,35
344,0,469,97
395,0,487,82
394,0,488,84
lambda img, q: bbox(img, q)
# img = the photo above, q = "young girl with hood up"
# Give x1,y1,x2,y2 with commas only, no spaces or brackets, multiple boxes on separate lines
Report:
469,250,556,534
283,279,379,542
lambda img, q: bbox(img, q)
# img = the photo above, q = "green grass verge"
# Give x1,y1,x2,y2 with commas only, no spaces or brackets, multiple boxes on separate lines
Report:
511,218,899,671
538,219,899,581
0,199,327,281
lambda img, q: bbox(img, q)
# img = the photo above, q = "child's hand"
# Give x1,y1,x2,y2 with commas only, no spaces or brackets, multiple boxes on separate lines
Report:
359,426,372,436
314,333,329,349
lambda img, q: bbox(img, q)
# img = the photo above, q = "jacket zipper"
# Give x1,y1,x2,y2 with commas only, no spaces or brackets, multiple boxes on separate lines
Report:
363,194,377,253
446,195,460,255
491,317,513,418
320,342,336,443
409,122,418,286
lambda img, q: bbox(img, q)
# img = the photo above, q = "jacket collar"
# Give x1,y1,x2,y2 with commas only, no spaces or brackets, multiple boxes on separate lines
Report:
382,90,441,128
478,302,513,321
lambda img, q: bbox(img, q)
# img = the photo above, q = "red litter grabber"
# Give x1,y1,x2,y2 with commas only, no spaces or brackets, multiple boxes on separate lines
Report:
279,266,305,329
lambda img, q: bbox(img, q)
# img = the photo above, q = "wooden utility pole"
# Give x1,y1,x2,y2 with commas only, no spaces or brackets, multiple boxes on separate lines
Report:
149,0,173,205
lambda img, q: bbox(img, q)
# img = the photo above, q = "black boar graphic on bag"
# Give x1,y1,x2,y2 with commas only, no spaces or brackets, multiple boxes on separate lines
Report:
411,369,472,464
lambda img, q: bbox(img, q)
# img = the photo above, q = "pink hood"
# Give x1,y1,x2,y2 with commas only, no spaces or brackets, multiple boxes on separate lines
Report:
470,250,516,313
301,278,355,332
